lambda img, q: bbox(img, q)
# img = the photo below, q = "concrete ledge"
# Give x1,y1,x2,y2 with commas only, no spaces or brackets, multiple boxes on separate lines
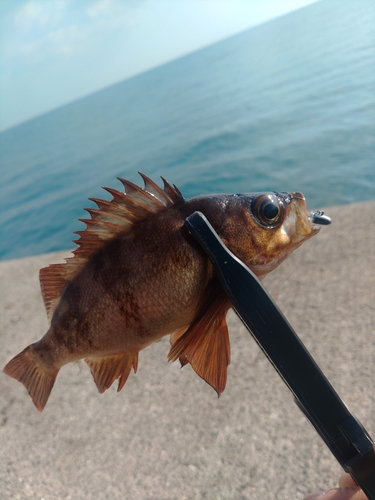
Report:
1,200,374,500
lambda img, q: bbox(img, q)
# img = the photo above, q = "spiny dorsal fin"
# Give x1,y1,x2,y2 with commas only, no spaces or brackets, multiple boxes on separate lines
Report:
39,173,184,322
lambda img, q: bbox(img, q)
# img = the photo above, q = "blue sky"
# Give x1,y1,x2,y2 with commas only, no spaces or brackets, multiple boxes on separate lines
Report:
0,0,318,131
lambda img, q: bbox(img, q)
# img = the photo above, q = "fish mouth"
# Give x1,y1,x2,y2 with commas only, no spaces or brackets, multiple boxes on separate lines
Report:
287,192,332,230
288,192,332,246
284,192,323,245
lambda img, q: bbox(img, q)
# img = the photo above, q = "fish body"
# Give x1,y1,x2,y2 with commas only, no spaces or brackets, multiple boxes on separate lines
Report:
3,174,321,411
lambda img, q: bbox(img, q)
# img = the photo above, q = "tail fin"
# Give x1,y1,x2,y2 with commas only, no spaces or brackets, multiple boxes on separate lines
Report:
3,345,59,412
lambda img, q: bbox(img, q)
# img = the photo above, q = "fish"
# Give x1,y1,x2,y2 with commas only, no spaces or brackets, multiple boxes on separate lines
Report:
3,173,324,412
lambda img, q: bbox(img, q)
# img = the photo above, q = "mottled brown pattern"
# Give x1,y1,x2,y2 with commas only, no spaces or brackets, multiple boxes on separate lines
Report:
3,175,319,411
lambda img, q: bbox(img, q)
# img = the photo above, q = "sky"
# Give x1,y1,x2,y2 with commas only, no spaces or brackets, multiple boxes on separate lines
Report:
0,0,318,131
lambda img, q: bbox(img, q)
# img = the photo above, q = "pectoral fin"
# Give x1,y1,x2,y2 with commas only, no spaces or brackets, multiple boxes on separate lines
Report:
168,287,231,396
85,352,138,394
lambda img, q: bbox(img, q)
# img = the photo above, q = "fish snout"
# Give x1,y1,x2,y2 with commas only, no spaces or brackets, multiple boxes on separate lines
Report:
289,191,305,201
284,193,320,244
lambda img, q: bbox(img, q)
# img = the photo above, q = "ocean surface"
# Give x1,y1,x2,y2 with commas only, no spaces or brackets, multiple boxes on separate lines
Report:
0,0,374,261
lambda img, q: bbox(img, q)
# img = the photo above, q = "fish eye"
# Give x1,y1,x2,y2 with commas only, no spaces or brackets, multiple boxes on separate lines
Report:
252,194,282,227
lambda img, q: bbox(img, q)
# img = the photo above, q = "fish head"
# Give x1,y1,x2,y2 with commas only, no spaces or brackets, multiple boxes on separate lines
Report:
219,191,321,278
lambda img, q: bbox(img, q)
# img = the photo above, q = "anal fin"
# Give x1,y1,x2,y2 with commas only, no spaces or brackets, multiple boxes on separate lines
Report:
85,352,138,394
168,286,231,396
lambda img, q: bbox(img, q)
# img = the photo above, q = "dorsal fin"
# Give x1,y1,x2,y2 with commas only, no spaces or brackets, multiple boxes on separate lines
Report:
39,173,184,322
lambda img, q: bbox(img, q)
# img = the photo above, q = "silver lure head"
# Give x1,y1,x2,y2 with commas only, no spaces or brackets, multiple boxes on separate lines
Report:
309,211,332,226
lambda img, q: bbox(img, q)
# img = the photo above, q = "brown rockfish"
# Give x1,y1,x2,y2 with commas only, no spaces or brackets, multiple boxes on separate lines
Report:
3,173,322,411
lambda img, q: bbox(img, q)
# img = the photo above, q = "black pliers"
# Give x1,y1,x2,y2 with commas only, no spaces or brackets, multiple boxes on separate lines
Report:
184,211,375,499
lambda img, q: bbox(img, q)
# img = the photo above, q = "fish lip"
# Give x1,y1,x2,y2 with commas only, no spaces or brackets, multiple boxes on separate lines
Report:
286,193,321,242
289,191,305,201
306,212,321,233
308,212,322,232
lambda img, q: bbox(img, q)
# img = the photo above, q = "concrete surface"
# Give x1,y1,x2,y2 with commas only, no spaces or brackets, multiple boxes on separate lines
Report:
1,200,374,500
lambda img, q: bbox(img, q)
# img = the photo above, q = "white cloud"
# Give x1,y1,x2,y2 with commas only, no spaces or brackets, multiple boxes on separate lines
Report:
87,0,116,19
85,0,147,33
14,0,67,30
87,0,146,19
45,24,82,56
0,0,319,130
4,0,145,62
6,4,78,63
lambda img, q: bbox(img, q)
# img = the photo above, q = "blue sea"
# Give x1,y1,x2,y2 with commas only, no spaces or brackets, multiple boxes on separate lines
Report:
0,0,374,261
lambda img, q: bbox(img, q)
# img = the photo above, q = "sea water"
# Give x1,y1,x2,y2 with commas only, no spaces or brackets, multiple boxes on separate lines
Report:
0,0,374,260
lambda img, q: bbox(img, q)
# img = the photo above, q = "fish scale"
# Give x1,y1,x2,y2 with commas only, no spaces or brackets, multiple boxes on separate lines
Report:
3,173,324,411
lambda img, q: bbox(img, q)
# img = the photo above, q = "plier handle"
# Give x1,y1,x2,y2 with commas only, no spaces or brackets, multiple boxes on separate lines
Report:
185,211,375,499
